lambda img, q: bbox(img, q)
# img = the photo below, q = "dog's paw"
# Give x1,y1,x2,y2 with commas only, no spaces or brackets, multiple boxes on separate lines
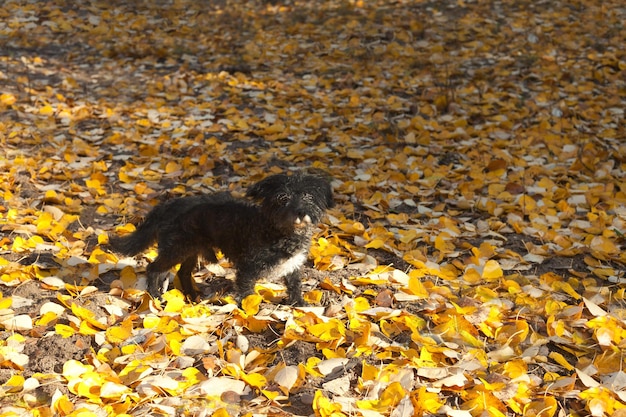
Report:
286,296,306,307
147,273,170,299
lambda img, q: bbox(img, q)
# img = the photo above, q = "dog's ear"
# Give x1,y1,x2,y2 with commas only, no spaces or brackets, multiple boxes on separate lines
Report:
322,182,334,208
300,174,334,209
246,174,289,200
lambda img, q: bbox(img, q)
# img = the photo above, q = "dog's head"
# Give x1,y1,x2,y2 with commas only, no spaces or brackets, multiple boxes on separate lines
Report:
246,173,334,232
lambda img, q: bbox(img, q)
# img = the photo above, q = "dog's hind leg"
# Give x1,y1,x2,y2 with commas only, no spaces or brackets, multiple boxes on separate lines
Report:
177,256,199,301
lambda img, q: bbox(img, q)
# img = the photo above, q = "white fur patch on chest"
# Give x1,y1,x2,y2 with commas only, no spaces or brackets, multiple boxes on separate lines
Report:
267,251,307,281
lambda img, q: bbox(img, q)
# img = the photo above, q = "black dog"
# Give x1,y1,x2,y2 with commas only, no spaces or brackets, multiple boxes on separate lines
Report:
109,173,333,305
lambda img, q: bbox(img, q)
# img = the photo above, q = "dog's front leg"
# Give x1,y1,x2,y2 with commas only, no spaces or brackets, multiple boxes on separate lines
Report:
284,270,305,306
234,269,257,304
146,269,170,299
146,256,179,299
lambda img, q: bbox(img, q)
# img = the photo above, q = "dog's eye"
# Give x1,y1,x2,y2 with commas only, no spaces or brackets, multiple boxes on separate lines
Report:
277,193,290,203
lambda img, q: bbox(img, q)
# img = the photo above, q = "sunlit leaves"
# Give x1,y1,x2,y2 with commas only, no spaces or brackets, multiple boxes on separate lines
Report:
1,0,625,415
0,334,29,369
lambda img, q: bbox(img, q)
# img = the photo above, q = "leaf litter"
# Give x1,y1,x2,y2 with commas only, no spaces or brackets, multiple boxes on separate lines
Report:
0,0,625,416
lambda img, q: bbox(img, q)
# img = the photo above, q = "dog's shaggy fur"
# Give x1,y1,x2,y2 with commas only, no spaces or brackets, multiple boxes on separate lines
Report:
109,173,333,305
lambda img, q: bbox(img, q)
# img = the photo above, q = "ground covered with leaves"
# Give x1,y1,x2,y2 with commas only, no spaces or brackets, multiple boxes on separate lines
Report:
0,0,625,416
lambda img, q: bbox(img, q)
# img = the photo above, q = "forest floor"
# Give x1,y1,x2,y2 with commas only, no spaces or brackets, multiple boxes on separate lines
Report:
1,0,625,416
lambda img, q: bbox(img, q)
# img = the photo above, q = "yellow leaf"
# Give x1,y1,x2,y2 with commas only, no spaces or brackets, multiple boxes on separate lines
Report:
472,242,497,259
413,386,445,414
211,409,231,417
548,351,575,371
361,361,379,381
262,122,285,134
365,238,386,249
402,315,426,338
579,387,620,416
262,389,281,400
398,228,420,243
78,320,100,336
337,221,365,235
10,236,26,252
591,267,617,279
63,360,94,378
55,323,76,338
314,237,344,257
153,316,179,334
2,374,25,393
304,290,323,304
100,381,132,399
554,281,581,300
476,286,498,301
495,320,529,345
162,290,186,312
97,233,109,245
348,95,360,107
71,303,107,330
106,317,134,344
590,235,619,256
462,391,507,415
461,266,482,284
36,311,58,327
242,294,262,315
503,359,528,379
0,93,16,105
181,367,206,388
478,377,506,391
518,194,537,213
40,104,54,116
85,178,101,190
434,232,455,252
351,274,388,286
143,315,160,329
165,161,181,174
303,357,324,377
353,296,370,312
482,260,503,279
88,247,118,264
461,330,484,348
118,360,152,385
0,296,12,309
356,382,406,411
313,390,345,416
235,118,250,130
71,371,105,402
308,319,346,342
120,266,137,288
113,221,136,235
523,396,557,417
52,392,74,415
407,272,429,297
241,372,267,389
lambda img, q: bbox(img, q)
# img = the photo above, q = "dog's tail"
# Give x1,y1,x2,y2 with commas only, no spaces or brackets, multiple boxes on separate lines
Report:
109,209,162,256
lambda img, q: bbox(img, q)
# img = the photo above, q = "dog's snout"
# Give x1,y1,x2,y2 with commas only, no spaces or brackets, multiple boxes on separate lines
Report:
294,212,312,225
